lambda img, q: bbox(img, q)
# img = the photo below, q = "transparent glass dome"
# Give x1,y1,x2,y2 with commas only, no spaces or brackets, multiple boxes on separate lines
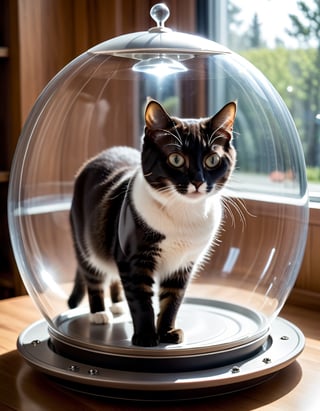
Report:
9,4,308,379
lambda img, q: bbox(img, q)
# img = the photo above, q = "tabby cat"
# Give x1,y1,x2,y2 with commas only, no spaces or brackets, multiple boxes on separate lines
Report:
68,99,237,347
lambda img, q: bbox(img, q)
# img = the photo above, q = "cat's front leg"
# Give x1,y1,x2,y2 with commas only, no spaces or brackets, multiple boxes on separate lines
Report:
120,269,159,347
157,267,192,344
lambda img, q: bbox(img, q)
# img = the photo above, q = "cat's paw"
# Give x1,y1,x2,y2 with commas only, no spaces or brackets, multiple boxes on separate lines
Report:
159,328,184,344
132,332,159,347
89,310,113,324
110,301,126,315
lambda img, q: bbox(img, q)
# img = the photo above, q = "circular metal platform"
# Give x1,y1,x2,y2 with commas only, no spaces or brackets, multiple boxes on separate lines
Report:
17,298,304,401
49,298,270,372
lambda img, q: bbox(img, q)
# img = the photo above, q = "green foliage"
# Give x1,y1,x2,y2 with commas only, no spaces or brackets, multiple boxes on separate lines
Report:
240,47,318,165
228,0,320,171
306,167,320,181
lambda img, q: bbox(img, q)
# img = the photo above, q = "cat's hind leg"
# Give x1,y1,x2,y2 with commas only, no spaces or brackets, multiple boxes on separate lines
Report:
68,266,112,323
109,279,126,315
68,268,86,309
77,264,113,324
87,280,116,324
88,285,114,324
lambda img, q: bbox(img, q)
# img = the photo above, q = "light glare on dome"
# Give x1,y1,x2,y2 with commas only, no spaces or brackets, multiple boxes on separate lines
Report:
132,56,187,77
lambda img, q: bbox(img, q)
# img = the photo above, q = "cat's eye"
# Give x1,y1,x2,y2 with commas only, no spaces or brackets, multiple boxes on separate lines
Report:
168,153,185,168
204,153,221,169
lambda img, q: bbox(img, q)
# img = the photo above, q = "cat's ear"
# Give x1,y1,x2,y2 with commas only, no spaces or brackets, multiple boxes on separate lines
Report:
208,101,237,139
145,100,172,130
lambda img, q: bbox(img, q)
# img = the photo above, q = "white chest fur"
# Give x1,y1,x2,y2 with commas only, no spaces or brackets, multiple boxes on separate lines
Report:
132,172,223,278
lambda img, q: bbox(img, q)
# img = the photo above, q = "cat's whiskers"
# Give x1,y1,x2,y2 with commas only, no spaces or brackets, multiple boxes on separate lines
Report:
223,170,239,186
221,195,253,231
160,129,182,146
156,183,194,209
156,185,178,203
232,130,240,138
164,142,182,149
208,131,228,147
173,123,184,145
221,197,236,228
155,187,179,213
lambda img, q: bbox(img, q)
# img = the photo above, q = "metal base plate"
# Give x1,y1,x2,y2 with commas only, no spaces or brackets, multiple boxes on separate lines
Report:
17,299,304,401
48,298,270,372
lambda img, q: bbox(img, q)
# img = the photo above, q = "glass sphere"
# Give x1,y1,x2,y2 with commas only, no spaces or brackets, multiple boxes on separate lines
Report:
8,21,308,356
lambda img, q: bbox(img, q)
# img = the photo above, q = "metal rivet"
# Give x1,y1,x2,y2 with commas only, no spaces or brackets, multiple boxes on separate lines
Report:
281,335,289,340
263,357,272,364
88,368,99,375
68,365,80,372
31,340,40,346
231,366,240,374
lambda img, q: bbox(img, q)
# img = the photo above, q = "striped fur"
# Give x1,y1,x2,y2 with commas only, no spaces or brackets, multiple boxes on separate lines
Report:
68,100,237,347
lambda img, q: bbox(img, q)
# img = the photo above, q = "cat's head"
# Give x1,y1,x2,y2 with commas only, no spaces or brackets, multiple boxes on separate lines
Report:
141,99,237,202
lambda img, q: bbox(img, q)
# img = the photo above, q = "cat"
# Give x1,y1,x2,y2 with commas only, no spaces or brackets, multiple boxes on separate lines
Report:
68,99,237,347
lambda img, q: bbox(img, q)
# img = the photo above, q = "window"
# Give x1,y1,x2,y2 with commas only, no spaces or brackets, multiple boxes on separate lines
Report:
197,0,320,202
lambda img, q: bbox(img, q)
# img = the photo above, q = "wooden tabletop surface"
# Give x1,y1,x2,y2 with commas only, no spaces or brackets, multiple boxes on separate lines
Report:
0,295,319,410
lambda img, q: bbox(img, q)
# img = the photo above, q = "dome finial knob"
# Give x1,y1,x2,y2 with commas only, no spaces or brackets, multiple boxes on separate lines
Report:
149,3,171,32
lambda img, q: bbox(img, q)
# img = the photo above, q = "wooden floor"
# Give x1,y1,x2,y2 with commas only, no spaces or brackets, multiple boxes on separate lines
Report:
0,296,319,410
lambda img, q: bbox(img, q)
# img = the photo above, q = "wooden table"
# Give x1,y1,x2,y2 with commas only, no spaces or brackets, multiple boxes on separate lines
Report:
0,295,319,410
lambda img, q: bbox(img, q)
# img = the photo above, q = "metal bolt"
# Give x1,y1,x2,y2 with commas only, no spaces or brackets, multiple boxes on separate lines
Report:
88,368,99,375
68,365,80,372
31,340,40,347
263,357,272,364
281,335,289,340
231,366,240,374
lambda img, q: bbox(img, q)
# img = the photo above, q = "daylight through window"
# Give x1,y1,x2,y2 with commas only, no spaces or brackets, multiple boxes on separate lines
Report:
198,0,320,201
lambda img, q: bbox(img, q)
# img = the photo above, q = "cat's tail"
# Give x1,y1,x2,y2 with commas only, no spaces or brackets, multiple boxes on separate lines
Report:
68,268,86,308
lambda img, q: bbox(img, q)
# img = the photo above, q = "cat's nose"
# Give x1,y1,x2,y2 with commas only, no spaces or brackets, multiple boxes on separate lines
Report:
191,180,204,190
